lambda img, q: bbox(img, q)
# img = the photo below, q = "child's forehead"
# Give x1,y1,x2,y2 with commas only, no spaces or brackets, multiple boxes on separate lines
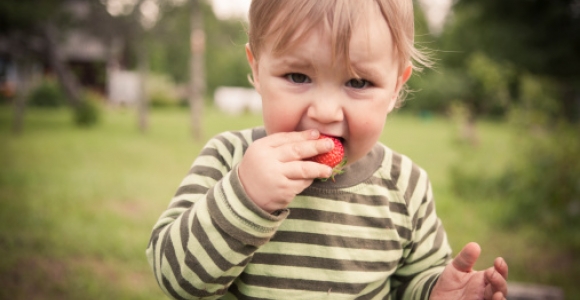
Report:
264,2,389,56
248,0,414,72
263,3,398,71
280,19,397,69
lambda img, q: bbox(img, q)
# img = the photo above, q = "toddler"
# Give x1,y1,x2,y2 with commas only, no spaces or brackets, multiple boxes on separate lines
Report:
147,1,508,299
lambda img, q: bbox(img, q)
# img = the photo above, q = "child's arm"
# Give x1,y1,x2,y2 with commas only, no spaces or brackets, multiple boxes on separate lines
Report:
430,242,509,300
389,169,453,300
388,167,508,300
146,129,332,299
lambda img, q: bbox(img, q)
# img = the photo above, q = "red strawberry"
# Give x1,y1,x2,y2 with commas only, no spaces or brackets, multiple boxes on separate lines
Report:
307,134,347,181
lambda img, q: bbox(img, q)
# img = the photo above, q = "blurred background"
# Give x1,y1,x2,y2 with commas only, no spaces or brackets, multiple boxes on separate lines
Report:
0,0,579,299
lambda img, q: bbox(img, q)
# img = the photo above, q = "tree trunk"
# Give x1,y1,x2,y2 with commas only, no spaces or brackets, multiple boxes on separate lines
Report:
42,22,82,110
137,42,149,133
12,61,32,135
12,92,26,135
188,0,206,140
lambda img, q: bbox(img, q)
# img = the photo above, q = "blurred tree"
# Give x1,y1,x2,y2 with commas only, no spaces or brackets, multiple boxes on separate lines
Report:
189,0,205,140
445,0,580,258
147,1,251,97
0,0,85,131
0,0,133,129
97,0,190,133
97,0,157,133
401,1,494,117
439,0,580,121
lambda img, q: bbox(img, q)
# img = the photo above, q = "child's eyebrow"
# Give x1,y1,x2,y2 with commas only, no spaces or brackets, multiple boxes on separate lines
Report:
272,55,315,71
350,62,383,79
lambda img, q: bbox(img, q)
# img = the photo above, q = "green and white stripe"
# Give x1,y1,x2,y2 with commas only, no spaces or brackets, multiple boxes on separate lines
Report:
146,127,451,300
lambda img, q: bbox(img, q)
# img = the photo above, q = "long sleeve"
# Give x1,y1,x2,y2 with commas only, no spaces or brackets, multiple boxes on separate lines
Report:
146,129,287,299
147,132,454,299
389,153,452,300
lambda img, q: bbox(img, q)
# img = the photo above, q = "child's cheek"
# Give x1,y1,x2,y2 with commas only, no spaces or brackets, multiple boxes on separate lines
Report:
263,107,296,134
349,119,385,160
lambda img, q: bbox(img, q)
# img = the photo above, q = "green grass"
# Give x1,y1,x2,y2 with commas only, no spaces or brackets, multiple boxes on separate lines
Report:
0,106,578,299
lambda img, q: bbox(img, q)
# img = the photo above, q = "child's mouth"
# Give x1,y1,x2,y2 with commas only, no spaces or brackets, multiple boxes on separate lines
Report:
334,136,346,147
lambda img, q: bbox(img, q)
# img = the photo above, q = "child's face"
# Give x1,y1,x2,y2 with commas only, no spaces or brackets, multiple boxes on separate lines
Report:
246,8,411,165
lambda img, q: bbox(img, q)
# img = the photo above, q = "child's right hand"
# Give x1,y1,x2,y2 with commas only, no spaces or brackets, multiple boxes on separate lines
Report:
238,129,334,213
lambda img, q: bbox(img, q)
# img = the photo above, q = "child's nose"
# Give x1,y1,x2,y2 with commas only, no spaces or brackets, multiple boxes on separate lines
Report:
306,94,344,124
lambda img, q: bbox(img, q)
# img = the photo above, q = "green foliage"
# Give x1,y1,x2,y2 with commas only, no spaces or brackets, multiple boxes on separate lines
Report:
464,52,513,116
509,74,562,128
27,78,66,108
26,78,103,126
405,67,471,113
146,5,191,83
409,26,516,117
451,107,580,253
0,0,62,33
147,2,252,97
498,124,580,250
436,0,580,121
496,76,580,250
146,73,180,108
73,91,102,126
453,0,580,81
406,52,514,117
452,125,580,252
0,93,10,105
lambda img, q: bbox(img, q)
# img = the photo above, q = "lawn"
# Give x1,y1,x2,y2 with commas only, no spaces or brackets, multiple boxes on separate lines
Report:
0,105,577,299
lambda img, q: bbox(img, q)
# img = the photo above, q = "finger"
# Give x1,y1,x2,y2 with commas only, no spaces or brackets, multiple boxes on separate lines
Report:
281,178,315,198
491,291,505,300
283,161,333,180
278,137,334,162
452,242,481,273
485,266,508,295
494,257,509,280
266,130,320,147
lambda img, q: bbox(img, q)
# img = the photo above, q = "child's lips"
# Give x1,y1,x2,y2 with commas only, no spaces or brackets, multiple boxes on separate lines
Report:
319,133,343,141
319,134,344,144
330,136,346,145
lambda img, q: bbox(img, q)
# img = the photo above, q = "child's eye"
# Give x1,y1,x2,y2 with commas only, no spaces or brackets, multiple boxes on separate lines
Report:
285,73,311,84
346,78,370,89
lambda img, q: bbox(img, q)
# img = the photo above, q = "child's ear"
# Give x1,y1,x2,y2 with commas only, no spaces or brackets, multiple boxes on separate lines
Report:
245,44,260,92
388,64,413,112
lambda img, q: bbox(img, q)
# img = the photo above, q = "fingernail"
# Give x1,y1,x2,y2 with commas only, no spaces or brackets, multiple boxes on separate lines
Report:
310,129,319,138
326,139,334,149
325,166,333,176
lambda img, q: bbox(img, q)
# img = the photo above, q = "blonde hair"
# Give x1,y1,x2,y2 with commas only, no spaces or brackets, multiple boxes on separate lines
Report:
246,0,430,105
247,0,431,73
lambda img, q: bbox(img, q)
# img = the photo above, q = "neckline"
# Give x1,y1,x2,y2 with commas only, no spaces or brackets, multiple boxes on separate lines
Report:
308,143,384,189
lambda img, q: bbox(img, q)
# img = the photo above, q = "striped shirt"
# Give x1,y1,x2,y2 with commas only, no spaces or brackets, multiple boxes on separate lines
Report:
146,127,452,300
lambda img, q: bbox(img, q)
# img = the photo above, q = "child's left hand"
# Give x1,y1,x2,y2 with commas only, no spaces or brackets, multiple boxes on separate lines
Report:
430,242,508,300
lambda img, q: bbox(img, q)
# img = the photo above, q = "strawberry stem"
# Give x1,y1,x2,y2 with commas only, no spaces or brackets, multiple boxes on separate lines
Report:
318,159,347,182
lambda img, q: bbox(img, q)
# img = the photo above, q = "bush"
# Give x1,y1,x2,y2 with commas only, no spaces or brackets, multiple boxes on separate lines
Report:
404,67,471,113
452,129,580,251
497,124,580,249
146,73,180,108
27,78,66,107
451,94,580,251
73,91,103,127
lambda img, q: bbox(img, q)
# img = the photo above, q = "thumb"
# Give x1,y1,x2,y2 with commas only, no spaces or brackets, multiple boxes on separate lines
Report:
452,242,481,273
